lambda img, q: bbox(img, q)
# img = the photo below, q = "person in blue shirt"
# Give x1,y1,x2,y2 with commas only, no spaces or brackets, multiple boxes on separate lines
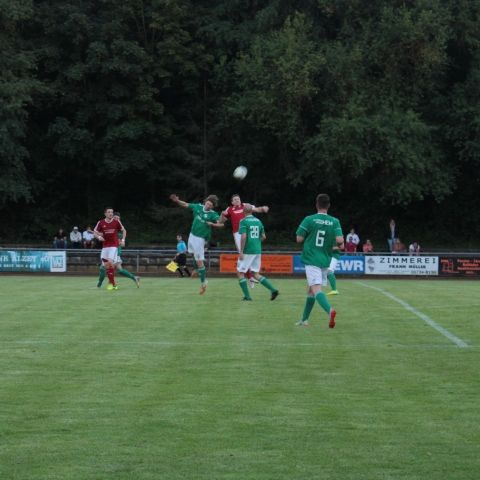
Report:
174,234,191,277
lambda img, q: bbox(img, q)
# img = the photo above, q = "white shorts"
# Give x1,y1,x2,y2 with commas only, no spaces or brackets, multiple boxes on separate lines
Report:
237,254,261,273
188,233,206,261
305,265,329,287
101,247,119,264
233,232,242,252
328,257,339,273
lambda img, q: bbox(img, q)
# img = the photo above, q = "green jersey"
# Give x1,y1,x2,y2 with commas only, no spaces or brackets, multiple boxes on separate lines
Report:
296,213,343,268
188,203,220,240
238,215,265,254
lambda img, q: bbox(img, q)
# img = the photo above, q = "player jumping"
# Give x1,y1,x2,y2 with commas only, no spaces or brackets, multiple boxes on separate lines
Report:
169,193,223,294
221,194,269,287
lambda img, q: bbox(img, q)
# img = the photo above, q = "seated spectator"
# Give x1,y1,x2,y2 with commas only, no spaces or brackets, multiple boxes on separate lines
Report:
362,239,374,253
83,226,95,248
392,238,407,254
345,238,357,253
53,229,67,249
346,228,360,248
69,226,82,248
409,241,421,256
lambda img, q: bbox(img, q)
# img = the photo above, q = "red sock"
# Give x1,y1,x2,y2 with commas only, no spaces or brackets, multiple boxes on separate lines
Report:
245,270,252,280
107,266,116,286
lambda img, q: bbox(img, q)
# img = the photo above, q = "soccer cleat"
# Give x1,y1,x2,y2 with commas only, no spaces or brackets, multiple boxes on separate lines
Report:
199,281,208,295
327,290,339,296
97,283,102,288
296,320,309,327
270,290,279,301
134,276,141,288
249,279,256,288
106,284,118,291
329,309,337,328
242,297,253,301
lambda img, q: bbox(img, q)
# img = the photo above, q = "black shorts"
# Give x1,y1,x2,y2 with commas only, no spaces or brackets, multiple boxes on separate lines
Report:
176,253,187,266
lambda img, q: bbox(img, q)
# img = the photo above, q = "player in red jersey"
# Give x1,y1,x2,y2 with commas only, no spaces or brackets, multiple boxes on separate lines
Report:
221,194,269,287
94,207,126,290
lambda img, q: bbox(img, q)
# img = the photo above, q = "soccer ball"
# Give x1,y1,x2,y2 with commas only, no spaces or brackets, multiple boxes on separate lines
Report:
233,166,248,180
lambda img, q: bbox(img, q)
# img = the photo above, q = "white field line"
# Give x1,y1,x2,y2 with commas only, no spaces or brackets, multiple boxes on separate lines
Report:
358,282,469,348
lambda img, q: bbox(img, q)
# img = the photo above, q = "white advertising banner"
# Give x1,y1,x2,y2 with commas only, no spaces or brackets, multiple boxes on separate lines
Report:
365,255,439,276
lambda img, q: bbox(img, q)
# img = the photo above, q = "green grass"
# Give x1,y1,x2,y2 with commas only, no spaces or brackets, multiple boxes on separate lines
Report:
0,276,479,480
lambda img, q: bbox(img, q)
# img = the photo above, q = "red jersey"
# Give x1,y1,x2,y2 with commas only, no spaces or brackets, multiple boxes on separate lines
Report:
223,204,252,233
94,218,123,247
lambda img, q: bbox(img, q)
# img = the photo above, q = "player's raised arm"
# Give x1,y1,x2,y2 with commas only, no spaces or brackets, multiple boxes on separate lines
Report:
169,194,189,208
253,205,269,214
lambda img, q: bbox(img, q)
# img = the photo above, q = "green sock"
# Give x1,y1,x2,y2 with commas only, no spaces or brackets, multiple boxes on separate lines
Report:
97,266,106,286
315,291,331,314
328,272,337,291
198,266,206,283
259,276,277,292
118,268,136,282
192,258,198,272
302,296,316,321
239,278,251,299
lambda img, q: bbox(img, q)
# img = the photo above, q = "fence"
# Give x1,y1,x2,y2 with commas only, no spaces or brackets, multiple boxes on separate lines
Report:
1,248,480,277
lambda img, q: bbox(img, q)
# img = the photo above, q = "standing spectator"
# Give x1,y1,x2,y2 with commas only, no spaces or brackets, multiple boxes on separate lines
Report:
69,226,82,248
53,229,67,249
346,228,360,248
174,234,191,277
409,241,421,256
387,219,399,252
362,239,374,253
83,226,95,248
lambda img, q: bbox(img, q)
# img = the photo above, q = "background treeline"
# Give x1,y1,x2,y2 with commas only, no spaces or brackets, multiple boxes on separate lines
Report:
1,0,480,249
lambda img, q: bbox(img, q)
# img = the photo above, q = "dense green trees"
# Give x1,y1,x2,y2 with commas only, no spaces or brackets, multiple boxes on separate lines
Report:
1,0,479,246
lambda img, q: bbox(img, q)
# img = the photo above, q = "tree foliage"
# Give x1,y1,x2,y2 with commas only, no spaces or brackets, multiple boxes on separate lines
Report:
1,0,480,244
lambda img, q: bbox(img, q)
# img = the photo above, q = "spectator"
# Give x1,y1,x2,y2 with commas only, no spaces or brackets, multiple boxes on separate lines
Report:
387,219,399,252
345,238,358,253
346,228,360,248
83,226,95,248
53,229,67,249
392,238,407,254
362,239,374,253
69,226,82,248
409,241,421,256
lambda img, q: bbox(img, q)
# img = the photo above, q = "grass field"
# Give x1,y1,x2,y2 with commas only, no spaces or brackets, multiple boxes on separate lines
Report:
1,275,479,480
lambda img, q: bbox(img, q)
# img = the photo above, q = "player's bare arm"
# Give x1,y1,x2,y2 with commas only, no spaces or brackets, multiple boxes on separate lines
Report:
94,229,104,242
261,233,266,242
120,223,127,245
296,235,305,243
336,236,345,250
252,206,269,213
169,194,189,208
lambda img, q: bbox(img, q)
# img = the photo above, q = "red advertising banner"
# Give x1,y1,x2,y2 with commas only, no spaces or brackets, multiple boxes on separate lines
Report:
220,254,293,274
439,256,480,277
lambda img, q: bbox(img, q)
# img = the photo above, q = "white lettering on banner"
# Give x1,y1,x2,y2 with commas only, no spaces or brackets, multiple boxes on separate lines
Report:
338,260,364,272
365,256,439,276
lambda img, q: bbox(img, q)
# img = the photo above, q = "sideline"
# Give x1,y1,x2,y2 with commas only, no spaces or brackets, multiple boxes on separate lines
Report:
358,282,469,348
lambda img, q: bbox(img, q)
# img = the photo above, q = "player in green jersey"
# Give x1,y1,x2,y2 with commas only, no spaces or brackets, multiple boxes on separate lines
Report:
97,213,140,288
295,194,344,327
170,193,223,294
236,204,279,301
